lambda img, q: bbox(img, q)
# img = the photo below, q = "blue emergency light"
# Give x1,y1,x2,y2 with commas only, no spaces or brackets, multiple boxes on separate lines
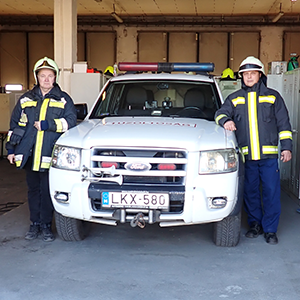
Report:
118,62,215,73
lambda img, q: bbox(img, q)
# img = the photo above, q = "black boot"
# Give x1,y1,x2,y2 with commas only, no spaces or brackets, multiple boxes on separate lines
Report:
41,223,55,242
25,222,41,240
245,222,263,238
264,232,278,245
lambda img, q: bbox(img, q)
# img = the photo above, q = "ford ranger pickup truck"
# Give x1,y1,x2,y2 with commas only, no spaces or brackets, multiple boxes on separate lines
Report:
49,62,244,246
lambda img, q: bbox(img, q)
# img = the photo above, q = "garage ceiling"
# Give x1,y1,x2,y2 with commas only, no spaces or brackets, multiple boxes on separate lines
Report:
0,0,300,25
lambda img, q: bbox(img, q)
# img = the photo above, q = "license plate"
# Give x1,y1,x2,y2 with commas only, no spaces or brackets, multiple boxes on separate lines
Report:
101,191,169,209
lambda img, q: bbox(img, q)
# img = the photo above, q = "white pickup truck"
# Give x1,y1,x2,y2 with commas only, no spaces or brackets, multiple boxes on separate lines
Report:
49,62,244,246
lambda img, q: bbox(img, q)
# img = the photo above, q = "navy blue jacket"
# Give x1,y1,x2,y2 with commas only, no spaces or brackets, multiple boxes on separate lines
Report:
215,78,292,161
6,84,77,171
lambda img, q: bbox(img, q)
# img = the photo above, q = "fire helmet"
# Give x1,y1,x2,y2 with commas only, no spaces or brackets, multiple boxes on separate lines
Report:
33,57,59,84
221,68,235,79
238,56,265,75
104,66,114,77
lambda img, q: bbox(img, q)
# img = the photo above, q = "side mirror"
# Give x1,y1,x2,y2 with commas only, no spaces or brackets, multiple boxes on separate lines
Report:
75,103,88,120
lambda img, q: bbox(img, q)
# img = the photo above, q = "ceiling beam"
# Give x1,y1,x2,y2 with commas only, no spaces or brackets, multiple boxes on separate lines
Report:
0,15,299,26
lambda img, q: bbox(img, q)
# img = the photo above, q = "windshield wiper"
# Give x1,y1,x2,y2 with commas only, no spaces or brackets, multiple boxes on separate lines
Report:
93,113,118,119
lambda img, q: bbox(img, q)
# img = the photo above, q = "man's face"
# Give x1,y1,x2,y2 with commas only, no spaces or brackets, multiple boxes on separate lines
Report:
242,70,261,87
37,69,55,91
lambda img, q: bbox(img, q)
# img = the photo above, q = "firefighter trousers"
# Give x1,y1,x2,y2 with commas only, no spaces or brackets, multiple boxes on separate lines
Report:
24,157,54,225
244,158,281,233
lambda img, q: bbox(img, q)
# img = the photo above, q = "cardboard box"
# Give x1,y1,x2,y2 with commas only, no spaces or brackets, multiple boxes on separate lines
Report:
268,61,287,74
73,62,87,73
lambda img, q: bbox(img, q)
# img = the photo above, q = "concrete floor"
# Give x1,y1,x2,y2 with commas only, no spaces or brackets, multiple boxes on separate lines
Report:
1,158,300,300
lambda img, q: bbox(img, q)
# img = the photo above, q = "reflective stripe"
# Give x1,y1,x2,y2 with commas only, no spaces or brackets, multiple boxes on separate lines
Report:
262,145,278,154
259,95,276,104
279,131,292,140
18,122,26,127
7,130,12,142
41,156,52,169
232,97,245,107
242,146,248,155
248,92,260,160
54,119,63,132
41,162,50,169
49,102,64,109
60,118,68,132
49,97,66,109
33,98,50,171
215,114,227,125
14,154,23,167
243,145,278,155
20,97,37,109
33,132,45,171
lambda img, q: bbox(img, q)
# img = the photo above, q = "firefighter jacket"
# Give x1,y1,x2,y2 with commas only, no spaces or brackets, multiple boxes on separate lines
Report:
215,78,292,161
6,84,77,171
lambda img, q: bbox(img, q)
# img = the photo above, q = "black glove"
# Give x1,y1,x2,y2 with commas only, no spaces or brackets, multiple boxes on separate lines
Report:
9,128,25,146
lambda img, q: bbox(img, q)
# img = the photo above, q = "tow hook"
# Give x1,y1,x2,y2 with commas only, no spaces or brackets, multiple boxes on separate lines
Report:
130,212,146,229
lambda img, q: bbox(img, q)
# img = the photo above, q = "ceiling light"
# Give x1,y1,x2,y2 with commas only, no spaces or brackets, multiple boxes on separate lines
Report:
272,11,284,22
272,3,284,22
111,4,123,23
111,12,123,23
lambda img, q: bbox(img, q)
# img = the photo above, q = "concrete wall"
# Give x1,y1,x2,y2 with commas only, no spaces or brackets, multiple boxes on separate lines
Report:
107,24,300,71
0,23,299,86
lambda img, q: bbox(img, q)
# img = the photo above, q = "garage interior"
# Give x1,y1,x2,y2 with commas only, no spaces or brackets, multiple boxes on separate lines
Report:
0,0,300,86
1,0,300,201
1,2,300,299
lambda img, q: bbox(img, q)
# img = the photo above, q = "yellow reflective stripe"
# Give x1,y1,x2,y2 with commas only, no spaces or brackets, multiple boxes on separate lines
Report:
279,131,292,140
54,119,63,132
242,146,248,155
248,92,260,160
41,162,50,169
232,97,245,107
259,95,276,104
18,122,26,127
40,156,51,169
20,101,37,109
14,154,23,167
33,98,50,171
7,131,12,142
49,101,64,109
215,114,227,125
33,132,45,171
262,145,278,154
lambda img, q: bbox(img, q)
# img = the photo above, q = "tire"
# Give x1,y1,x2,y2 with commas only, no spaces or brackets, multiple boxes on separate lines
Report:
213,211,241,247
54,211,91,241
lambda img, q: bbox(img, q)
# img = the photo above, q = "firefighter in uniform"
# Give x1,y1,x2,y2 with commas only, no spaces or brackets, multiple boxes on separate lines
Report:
6,57,77,242
215,56,292,245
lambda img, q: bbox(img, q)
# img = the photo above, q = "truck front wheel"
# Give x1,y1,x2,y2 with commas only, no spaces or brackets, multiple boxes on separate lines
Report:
213,212,241,247
54,211,90,241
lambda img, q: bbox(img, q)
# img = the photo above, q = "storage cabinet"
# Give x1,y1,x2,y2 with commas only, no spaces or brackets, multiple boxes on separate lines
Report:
268,70,300,199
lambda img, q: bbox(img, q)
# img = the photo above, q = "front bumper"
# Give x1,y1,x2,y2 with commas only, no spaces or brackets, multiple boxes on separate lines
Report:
49,167,239,227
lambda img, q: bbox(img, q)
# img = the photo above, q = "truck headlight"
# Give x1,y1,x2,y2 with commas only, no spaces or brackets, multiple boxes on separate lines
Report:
51,145,81,171
199,149,238,174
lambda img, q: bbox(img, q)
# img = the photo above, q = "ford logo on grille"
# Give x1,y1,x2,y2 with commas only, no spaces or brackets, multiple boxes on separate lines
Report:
125,162,151,171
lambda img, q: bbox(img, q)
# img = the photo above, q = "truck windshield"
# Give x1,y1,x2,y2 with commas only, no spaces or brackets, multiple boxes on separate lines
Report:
90,80,221,121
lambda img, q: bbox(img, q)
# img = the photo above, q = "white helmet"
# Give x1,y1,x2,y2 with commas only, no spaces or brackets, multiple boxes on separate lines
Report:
33,57,59,84
238,56,265,75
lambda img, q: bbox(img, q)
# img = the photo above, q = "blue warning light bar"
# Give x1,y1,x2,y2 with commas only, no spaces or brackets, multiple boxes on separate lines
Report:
118,62,215,73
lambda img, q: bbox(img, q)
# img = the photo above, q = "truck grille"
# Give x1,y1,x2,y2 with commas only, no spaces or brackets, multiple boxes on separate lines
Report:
89,148,187,185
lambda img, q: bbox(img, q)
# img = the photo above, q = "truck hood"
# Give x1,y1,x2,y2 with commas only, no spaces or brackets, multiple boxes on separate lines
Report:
58,117,234,152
